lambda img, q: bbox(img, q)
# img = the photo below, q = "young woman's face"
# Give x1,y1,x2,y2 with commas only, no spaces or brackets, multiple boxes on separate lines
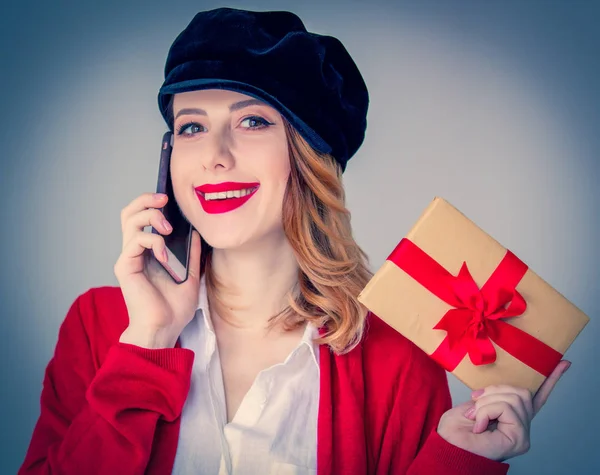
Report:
170,89,290,250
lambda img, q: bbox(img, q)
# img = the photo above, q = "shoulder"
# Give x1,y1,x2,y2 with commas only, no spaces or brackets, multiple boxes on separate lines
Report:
324,312,451,435
59,286,130,361
75,285,128,324
357,312,449,392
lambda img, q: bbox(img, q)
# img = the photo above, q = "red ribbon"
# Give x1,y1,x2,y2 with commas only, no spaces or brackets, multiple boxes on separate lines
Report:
388,238,562,377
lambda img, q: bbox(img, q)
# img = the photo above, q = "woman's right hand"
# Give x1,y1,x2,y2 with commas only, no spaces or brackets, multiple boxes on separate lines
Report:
114,192,202,349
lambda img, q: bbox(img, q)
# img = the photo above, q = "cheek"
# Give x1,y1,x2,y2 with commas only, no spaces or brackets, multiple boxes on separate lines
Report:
169,161,182,193
264,162,290,206
268,161,291,220
262,142,291,186
168,154,194,205
169,150,189,177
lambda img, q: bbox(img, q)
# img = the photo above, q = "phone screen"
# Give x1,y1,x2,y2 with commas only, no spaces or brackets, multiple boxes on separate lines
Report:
152,131,193,283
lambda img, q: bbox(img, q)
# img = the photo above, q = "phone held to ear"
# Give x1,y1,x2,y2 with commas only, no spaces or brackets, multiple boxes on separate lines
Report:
151,131,193,283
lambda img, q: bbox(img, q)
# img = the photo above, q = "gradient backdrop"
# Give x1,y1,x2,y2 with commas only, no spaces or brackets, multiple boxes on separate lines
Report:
1,0,598,473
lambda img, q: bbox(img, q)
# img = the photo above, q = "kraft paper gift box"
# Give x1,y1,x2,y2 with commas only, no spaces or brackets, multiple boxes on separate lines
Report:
357,197,590,394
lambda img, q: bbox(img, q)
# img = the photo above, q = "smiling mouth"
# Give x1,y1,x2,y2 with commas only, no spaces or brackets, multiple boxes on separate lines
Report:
195,184,260,214
199,186,259,201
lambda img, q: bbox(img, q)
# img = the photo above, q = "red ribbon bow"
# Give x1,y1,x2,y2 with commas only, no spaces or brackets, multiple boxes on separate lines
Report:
388,239,562,376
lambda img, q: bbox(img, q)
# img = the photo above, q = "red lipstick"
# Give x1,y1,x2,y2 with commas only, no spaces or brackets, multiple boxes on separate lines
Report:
195,182,259,214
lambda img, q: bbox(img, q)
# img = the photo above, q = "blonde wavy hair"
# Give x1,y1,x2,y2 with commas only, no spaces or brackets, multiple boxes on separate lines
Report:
167,98,372,354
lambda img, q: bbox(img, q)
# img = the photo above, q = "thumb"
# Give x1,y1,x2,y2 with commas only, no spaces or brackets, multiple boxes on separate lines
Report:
185,229,202,283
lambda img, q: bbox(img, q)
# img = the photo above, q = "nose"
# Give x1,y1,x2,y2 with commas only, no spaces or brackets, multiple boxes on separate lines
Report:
198,123,235,171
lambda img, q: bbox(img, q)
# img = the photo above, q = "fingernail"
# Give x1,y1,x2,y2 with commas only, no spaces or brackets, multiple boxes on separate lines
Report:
464,406,476,418
163,220,172,232
472,420,485,434
564,361,572,373
162,248,169,261
471,389,484,399
154,193,166,200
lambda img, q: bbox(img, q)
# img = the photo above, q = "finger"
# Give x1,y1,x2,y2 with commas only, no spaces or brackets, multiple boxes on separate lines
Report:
472,384,532,403
472,402,530,456
468,393,532,425
473,384,532,412
185,229,202,283
122,208,172,250
472,385,533,420
120,192,168,232
533,360,571,416
458,400,475,414
114,231,167,277
472,401,522,435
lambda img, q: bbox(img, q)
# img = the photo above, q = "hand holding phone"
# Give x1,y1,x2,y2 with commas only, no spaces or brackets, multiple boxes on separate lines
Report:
112,133,201,349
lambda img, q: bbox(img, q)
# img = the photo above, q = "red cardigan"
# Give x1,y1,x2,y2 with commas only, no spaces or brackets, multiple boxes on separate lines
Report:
19,286,509,474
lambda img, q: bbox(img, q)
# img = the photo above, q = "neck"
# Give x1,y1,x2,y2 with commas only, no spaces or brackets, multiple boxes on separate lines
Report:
208,232,299,332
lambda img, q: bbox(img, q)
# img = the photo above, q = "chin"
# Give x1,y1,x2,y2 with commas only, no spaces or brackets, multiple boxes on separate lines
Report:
202,232,249,250
198,224,286,252
195,220,256,248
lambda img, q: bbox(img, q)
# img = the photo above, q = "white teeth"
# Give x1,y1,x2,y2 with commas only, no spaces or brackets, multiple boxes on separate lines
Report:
203,187,257,201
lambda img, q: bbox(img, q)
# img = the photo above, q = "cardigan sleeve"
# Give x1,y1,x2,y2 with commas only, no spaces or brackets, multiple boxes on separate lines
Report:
18,291,194,475
401,344,510,475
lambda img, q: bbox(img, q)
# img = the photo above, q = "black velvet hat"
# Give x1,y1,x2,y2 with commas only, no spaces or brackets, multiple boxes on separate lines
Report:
158,7,369,172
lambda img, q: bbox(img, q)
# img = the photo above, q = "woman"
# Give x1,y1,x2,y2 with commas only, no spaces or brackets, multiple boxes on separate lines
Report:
19,7,569,475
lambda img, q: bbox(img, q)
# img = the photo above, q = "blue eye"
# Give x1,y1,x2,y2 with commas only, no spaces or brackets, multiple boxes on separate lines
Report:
175,116,273,137
241,116,273,129
175,122,204,136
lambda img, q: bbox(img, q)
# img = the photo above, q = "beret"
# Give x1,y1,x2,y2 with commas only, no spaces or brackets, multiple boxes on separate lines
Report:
158,7,369,172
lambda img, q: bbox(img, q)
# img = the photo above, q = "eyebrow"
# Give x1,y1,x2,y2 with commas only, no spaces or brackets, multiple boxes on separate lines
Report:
174,99,269,120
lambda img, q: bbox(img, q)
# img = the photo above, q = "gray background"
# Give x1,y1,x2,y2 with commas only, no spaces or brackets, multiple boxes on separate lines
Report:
1,0,598,473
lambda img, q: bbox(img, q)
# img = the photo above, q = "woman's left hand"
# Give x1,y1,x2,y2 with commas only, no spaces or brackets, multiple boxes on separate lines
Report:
437,360,571,462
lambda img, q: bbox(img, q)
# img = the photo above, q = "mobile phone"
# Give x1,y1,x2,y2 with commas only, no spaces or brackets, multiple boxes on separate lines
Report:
151,131,193,283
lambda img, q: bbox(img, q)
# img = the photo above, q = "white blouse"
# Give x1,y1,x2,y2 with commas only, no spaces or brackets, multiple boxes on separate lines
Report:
172,277,320,475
